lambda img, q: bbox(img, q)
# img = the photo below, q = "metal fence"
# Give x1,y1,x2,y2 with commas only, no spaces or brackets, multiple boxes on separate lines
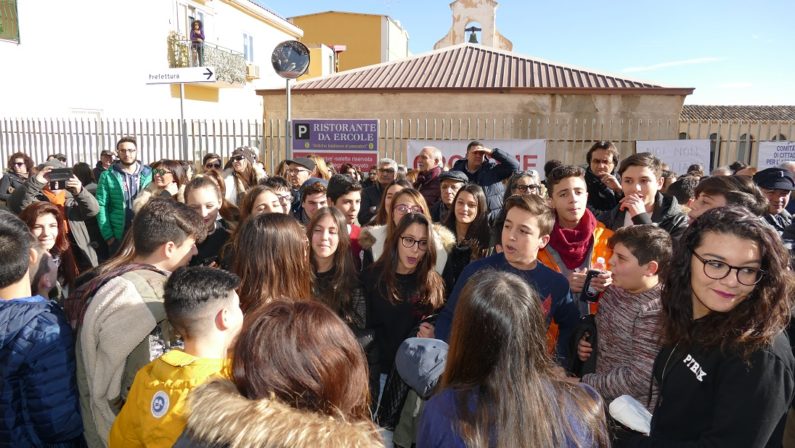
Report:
1,116,792,173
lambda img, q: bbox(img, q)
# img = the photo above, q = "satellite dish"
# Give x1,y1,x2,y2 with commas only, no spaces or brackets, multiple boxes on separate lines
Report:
271,40,310,79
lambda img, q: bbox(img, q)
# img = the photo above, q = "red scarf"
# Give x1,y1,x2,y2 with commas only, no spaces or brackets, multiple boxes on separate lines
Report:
548,209,597,270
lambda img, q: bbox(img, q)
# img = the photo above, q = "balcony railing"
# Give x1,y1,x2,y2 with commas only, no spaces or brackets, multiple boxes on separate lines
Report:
166,32,247,86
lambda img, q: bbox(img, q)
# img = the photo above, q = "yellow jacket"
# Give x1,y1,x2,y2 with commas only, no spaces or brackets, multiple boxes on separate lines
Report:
109,350,228,448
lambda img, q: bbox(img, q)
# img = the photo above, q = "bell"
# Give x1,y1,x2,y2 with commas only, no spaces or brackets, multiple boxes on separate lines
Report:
468,32,479,44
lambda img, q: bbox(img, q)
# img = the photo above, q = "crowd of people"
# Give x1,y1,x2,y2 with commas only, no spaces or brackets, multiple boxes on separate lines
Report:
1,137,794,447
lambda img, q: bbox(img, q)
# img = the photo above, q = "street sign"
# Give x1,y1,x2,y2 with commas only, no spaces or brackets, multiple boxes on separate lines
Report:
146,67,216,85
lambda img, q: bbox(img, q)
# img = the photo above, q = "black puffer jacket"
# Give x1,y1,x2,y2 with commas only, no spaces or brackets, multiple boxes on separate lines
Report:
597,192,688,240
585,167,622,213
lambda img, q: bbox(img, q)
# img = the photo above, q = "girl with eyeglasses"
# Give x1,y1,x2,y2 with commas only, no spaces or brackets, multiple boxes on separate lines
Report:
441,184,493,292
359,188,455,273
133,159,187,213
1,152,34,203
361,213,445,440
620,206,795,447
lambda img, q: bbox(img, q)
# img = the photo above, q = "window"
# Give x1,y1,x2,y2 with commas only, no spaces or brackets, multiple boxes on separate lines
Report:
772,134,787,141
738,133,754,164
243,33,254,63
678,132,688,140
709,133,720,169
174,2,206,39
0,0,20,43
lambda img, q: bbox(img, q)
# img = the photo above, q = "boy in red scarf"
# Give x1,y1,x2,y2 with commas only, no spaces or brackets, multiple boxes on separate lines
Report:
538,165,613,295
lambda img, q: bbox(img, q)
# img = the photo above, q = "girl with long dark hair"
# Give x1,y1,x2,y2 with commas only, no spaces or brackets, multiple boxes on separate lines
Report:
419,271,609,447
231,213,311,313
19,202,80,297
621,206,795,447
441,184,492,292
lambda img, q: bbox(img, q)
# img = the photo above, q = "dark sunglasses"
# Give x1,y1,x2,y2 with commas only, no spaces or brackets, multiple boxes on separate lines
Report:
153,168,173,176
205,162,221,169
13,162,25,166
231,155,245,162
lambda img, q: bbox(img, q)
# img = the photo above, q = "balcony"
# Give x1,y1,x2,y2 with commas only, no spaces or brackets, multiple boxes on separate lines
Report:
167,32,247,87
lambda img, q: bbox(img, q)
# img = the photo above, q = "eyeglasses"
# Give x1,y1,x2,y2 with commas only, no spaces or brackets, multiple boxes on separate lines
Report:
393,204,423,215
514,184,541,193
277,193,293,204
287,168,309,175
231,155,245,162
153,169,173,176
400,236,429,251
691,251,765,286
205,162,221,169
378,168,396,174
13,162,25,167
118,148,137,153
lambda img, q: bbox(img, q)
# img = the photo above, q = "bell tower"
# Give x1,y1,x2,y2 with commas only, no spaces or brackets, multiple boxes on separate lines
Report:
434,0,512,50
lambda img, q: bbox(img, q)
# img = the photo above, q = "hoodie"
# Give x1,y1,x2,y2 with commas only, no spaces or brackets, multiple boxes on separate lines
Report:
0,296,84,447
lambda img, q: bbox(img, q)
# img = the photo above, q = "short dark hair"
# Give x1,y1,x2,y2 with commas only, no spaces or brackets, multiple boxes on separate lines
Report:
729,161,748,173
694,175,768,216
0,210,34,288
618,152,662,178
585,141,620,165
503,194,555,236
132,198,207,256
164,266,240,338
543,160,564,178
261,175,290,190
666,176,699,205
73,162,95,186
547,165,585,195
116,136,136,150
466,141,484,152
608,224,672,267
301,182,327,204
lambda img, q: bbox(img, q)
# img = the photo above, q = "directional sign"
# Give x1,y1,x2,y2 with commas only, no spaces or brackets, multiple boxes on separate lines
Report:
146,67,216,84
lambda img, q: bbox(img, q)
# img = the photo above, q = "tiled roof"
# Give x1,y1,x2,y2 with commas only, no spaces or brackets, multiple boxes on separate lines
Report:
681,105,795,121
263,43,692,94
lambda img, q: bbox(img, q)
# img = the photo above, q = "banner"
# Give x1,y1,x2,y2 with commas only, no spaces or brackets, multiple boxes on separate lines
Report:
406,139,547,178
292,119,379,168
635,139,711,175
757,141,795,170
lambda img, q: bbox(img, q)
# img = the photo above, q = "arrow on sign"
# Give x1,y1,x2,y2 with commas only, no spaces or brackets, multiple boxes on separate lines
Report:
204,68,213,80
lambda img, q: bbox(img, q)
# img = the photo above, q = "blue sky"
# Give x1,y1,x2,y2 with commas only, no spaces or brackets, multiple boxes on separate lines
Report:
258,0,794,105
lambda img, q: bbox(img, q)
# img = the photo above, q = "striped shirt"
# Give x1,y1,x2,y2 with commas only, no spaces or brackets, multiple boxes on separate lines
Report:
582,283,662,411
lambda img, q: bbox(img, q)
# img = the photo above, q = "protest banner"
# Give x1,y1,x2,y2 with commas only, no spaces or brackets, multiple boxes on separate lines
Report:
756,141,795,170
635,139,711,175
406,139,547,177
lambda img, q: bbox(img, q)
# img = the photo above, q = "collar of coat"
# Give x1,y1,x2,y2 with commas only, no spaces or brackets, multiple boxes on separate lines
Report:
182,379,383,448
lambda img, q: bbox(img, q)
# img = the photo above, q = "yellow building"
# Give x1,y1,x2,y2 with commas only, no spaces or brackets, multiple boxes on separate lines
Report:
289,11,409,77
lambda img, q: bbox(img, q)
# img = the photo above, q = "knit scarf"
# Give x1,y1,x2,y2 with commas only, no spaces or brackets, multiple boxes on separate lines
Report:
415,166,441,188
548,208,597,270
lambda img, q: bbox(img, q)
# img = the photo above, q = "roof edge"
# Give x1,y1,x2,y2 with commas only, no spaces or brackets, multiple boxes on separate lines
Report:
257,87,695,96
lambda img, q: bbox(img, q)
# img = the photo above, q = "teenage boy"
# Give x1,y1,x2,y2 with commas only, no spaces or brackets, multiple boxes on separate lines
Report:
687,175,768,220
431,170,468,223
293,178,329,225
327,174,364,266
575,225,671,411
597,152,688,239
0,210,84,446
435,194,580,365
261,176,293,215
109,266,243,447
538,165,613,296
75,198,206,447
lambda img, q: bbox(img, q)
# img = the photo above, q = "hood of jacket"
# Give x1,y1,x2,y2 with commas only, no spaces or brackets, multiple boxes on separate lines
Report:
182,379,383,448
0,296,49,349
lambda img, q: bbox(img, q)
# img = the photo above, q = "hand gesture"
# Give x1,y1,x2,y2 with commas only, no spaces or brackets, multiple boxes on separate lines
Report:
619,194,647,218
599,173,622,192
567,268,588,294
578,335,593,362
35,166,52,184
417,322,435,339
589,270,613,293
66,175,83,194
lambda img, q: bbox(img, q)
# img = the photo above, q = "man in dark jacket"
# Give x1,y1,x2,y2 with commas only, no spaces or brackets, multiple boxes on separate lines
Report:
93,149,115,182
597,152,688,240
0,209,84,446
431,170,468,222
753,167,795,236
358,158,397,225
584,141,623,213
414,146,443,209
450,141,519,221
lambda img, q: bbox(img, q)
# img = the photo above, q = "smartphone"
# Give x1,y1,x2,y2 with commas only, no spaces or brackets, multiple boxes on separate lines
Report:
48,168,72,190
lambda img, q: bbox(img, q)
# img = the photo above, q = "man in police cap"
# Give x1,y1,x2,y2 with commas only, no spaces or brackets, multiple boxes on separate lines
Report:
753,167,795,235
431,170,468,223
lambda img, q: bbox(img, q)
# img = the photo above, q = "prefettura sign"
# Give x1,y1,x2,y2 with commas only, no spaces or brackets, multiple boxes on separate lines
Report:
292,119,379,168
